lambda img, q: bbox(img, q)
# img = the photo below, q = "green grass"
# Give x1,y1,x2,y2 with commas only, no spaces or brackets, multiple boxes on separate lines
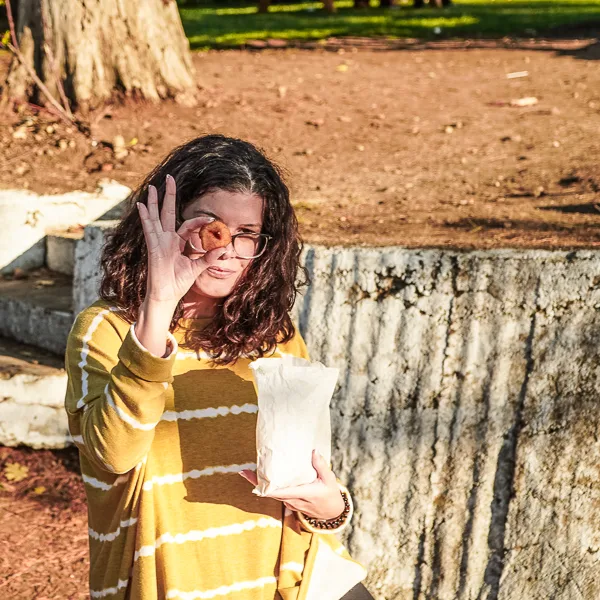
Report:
178,0,600,49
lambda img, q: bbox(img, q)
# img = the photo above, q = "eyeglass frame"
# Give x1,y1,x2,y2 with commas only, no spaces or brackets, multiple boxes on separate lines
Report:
186,231,273,260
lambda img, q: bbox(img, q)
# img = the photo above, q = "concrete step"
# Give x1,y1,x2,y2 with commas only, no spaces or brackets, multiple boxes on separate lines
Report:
0,336,69,448
0,268,73,355
46,226,84,275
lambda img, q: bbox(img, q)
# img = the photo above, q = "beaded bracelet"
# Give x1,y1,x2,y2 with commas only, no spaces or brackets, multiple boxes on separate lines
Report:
301,490,351,530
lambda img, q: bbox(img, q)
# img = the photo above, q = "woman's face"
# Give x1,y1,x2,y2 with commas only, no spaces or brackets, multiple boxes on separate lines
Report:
181,189,265,302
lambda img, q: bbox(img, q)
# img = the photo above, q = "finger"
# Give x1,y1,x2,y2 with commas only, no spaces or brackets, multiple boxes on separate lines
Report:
238,470,258,486
265,483,317,501
161,174,177,232
137,202,160,255
177,216,216,240
190,247,229,276
147,185,162,231
312,450,336,485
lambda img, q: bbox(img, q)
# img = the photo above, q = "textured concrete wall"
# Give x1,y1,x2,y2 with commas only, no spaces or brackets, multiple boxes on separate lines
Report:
0,180,128,274
73,220,120,315
0,370,68,449
292,247,600,600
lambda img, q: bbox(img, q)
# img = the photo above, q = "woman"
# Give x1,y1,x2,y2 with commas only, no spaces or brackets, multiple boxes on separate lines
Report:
65,136,372,600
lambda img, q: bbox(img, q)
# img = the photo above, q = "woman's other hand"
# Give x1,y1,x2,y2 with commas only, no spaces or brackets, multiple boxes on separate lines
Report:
239,449,346,521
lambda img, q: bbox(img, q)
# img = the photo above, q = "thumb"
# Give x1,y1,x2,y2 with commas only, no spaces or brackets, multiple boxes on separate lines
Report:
191,247,228,275
312,449,335,484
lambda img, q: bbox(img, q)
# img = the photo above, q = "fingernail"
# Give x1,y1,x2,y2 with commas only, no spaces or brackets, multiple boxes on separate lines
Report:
136,202,140,209
166,174,173,182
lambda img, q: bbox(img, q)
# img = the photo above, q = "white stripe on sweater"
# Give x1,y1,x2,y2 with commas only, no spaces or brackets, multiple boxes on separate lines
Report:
280,561,304,573
89,518,138,542
142,463,256,491
83,472,129,491
105,384,159,431
166,577,277,599
134,517,281,560
90,577,129,598
161,403,258,422
76,308,119,410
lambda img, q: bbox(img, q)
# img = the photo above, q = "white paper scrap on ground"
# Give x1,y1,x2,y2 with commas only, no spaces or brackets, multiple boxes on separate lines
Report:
249,356,339,496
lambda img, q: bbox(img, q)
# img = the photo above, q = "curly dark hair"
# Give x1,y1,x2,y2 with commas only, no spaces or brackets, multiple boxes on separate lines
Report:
99,135,309,365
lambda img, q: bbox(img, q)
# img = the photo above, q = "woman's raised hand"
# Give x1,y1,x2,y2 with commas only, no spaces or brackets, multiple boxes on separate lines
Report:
137,174,225,307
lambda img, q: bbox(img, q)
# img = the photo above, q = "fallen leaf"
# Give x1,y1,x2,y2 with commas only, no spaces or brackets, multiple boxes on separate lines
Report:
336,64,349,73
4,462,29,482
33,486,46,495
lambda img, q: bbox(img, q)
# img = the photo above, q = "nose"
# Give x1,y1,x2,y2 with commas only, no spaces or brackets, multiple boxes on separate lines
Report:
218,242,236,260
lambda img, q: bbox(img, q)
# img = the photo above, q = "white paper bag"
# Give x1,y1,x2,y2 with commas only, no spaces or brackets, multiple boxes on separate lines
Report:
249,355,339,496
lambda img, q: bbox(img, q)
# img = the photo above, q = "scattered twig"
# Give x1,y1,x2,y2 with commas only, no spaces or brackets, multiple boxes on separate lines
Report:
40,4,72,118
91,105,113,128
6,42,75,127
4,0,19,51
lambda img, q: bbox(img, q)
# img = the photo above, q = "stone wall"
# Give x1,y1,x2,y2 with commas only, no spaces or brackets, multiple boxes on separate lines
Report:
292,246,600,600
0,180,128,273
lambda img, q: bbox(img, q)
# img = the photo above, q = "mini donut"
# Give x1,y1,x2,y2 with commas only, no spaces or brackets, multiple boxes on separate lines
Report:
199,220,232,251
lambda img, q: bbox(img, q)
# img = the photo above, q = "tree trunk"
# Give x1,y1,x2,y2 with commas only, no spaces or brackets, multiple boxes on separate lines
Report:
2,0,198,114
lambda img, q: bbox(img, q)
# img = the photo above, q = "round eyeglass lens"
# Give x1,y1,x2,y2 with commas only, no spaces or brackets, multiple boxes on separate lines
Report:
233,234,267,259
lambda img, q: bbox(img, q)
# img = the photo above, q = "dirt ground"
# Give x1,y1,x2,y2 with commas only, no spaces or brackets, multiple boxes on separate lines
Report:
2,38,600,599
2,38,600,249
0,446,88,599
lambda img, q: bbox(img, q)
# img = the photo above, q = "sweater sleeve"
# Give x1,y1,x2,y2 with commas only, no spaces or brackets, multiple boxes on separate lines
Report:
64,305,178,475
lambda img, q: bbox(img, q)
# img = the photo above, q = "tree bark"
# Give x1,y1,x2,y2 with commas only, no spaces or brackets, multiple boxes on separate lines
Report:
1,0,198,113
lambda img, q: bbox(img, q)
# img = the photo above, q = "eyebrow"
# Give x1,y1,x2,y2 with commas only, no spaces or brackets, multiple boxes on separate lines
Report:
193,209,261,229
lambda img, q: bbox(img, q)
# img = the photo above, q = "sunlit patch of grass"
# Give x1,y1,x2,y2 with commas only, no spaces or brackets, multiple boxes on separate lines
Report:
179,0,600,49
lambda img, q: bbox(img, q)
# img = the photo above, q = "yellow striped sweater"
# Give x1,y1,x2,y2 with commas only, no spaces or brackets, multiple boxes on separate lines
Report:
64,300,366,600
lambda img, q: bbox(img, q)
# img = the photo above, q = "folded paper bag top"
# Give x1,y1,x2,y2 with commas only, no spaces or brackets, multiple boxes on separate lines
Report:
249,356,339,496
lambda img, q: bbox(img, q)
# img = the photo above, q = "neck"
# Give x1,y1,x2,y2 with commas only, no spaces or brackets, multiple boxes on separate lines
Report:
181,290,220,319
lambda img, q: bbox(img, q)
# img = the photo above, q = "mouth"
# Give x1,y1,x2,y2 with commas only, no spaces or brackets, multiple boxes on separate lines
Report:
206,266,235,279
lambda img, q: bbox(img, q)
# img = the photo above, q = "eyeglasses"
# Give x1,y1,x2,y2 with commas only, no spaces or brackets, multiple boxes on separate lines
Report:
187,230,272,260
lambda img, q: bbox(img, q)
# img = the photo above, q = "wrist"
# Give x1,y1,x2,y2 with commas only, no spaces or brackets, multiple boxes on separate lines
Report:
320,490,346,521
298,487,353,534
136,298,178,358
141,297,179,315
